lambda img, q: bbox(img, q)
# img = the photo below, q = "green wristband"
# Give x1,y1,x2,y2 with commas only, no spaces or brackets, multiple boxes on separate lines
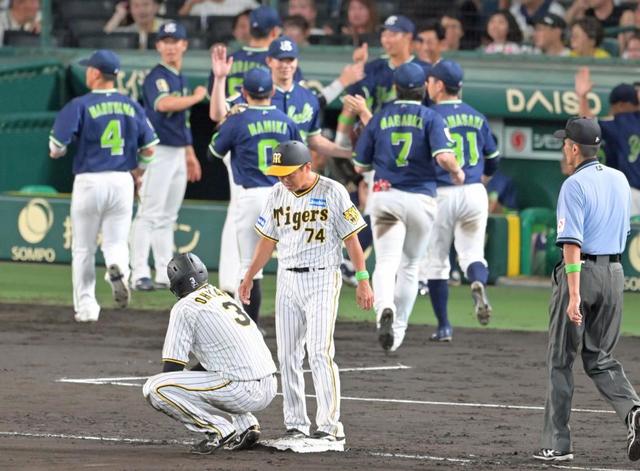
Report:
355,270,370,281
338,114,356,126
565,263,582,274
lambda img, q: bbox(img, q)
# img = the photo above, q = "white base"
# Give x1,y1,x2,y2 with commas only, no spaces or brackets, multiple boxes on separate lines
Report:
261,437,345,453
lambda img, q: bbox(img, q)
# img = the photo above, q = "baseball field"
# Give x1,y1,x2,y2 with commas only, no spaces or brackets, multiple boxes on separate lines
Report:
2,260,640,470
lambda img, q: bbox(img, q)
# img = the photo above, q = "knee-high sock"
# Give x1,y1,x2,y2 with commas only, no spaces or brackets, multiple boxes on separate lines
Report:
427,279,449,329
466,261,488,285
243,279,262,322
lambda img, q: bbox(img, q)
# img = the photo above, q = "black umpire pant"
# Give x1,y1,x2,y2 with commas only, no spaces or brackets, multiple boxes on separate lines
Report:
541,257,640,452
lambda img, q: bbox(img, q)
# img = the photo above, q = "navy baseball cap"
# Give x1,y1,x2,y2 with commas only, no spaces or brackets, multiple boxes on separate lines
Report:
383,15,415,35
554,117,602,146
394,62,426,89
250,5,281,35
429,59,464,91
78,49,120,75
242,67,273,97
534,13,566,30
157,21,187,40
609,83,639,105
268,35,299,59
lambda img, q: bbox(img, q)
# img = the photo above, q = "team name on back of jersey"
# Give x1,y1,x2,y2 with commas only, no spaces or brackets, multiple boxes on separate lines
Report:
445,113,484,130
274,205,328,230
230,60,260,75
247,120,290,136
380,114,424,130
88,101,135,119
287,103,314,124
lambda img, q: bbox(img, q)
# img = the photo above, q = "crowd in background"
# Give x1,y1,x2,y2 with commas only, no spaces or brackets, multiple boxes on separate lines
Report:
1,0,640,59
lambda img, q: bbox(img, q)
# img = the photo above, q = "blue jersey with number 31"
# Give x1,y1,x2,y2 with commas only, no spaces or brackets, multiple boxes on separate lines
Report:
50,90,158,175
430,100,499,186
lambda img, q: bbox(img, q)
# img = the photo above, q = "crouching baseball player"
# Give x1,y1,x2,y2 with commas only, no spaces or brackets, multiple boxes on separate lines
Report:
239,141,374,451
143,253,277,454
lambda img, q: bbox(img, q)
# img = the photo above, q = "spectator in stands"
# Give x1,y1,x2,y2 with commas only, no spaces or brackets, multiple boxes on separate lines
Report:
566,0,631,30
178,0,258,17
232,8,252,45
0,0,41,45
623,33,640,60
618,5,640,57
509,0,565,42
440,12,464,52
283,15,310,47
340,0,378,46
483,10,525,54
104,0,166,49
414,20,445,64
533,13,570,56
288,0,331,36
569,17,610,58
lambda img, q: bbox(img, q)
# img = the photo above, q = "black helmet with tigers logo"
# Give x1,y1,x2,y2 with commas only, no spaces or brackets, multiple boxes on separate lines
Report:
265,140,311,177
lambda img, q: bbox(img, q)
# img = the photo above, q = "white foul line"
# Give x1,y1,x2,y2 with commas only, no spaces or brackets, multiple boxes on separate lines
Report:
368,451,471,464
551,465,636,471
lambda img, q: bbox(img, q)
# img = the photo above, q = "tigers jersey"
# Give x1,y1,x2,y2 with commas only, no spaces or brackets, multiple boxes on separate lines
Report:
600,112,640,189
142,63,193,146
208,105,301,188
346,55,431,113
162,283,277,381
431,99,499,186
353,100,452,197
49,89,159,174
255,175,366,268
207,46,304,97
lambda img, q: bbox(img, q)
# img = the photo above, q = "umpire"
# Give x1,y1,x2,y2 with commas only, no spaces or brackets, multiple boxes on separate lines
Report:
534,117,640,462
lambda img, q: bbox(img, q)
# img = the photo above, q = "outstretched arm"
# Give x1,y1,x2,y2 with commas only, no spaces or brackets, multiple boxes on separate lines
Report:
575,66,595,118
209,44,234,122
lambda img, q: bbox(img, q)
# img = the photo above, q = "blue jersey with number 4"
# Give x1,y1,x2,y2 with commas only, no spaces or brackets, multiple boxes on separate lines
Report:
50,89,158,174
431,100,499,186
353,100,452,197
600,112,640,190
208,105,301,188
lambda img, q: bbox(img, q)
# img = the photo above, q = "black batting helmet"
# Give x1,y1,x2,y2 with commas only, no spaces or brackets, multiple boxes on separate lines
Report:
167,253,208,298
265,140,311,177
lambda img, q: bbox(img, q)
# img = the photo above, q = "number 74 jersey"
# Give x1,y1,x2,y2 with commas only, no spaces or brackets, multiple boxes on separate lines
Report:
162,284,277,381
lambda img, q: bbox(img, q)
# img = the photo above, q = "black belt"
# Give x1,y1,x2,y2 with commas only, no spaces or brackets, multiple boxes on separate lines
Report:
286,267,326,273
580,253,621,263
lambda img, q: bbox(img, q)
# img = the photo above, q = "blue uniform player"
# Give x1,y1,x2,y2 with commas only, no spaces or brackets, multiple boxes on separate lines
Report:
208,67,301,326
420,60,500,341
49,49,158,323
130,22,205,292
534,117,640,463
353,62,463,352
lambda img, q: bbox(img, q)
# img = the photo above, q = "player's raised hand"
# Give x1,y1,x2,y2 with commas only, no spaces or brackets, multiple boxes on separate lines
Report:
343,94,368,116
211,44,234,79
338,62,365,87
575,66,593,98
355,280,374,310
238,276,253,305
353,42,368,64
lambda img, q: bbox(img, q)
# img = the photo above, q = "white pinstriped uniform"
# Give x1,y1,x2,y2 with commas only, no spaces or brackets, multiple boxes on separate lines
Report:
255,175,366,438
143,284,277,437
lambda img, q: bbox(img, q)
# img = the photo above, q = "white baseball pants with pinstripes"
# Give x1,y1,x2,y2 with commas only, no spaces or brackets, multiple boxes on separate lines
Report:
276,268,344,438
143,371,277,438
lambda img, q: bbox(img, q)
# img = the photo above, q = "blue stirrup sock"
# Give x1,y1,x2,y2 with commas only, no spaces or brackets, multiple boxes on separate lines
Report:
466,262,488,285
427,279,450,329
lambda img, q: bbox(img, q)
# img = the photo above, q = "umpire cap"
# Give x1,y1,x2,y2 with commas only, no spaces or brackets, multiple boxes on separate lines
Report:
167,253,208,298
553,117,601,146
265,140,311,177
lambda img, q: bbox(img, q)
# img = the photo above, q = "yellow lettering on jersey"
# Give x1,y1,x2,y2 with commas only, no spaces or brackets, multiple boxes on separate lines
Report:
445,113,484,130
380,114,424,130
273,206,329,228
88,101,135,119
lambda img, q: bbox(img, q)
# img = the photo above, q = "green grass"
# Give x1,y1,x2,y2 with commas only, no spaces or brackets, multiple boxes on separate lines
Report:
2,261,640,334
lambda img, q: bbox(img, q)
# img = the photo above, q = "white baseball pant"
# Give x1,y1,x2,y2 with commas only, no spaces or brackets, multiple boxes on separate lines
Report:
370,189,437,346
276,268,344,438
235,186,271,280
218,154,241,293
421,183,488,281
131,145,187,285
71,172,133,318
143,371,277,437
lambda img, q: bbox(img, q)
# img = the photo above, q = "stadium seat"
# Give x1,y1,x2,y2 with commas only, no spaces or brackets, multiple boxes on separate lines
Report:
162,0,183,18
308,34,352,46
3,30,59,47
206,15,234,43
60,0,115,21
76,32,139,49
69,19,107,40
188,34,209,50
601,37,620,57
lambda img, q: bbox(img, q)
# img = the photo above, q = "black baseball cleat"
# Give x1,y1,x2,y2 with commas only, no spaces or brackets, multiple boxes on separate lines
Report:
627,407,640,460
532,449,574,461
471,281,492,325
284,428,308,439
191,431,237,455
227,425,261,451
108,264,130,309
309,431,346,451
377,308,394,351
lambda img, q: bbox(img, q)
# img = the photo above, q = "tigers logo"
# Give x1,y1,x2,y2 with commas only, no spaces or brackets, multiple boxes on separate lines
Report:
343,206,360,225
18,198,54,244
272,152,282,164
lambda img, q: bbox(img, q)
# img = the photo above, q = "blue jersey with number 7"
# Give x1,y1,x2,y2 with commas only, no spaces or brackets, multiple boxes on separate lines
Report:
50,89,159,175
430,100,499,186
208,105,301,188
353,100,453,197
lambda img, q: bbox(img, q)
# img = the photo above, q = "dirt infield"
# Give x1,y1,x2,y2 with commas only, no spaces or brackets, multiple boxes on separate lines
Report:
2,303,640,471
